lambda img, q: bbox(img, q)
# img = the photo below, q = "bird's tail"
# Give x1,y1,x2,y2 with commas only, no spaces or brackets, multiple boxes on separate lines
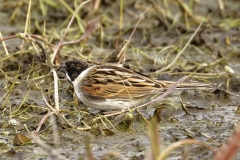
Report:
159,80,214,90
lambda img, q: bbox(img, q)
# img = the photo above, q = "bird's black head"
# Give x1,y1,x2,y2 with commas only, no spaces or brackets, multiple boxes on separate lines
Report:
58,61,91,82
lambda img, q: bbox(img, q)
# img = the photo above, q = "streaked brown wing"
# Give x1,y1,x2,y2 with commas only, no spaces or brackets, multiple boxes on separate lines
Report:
81,83,162,100
80,65,164,100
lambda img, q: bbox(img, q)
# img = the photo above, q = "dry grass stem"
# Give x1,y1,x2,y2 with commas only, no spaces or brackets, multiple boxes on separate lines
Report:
157,139,216,160
155,21,204,73
117,5,152,64
0,32,9,55
51,0,91,65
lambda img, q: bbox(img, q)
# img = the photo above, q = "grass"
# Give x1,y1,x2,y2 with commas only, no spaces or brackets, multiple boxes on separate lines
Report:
0,0,240,159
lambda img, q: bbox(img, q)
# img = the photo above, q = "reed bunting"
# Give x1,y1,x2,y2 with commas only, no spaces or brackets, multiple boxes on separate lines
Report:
58,61,212,110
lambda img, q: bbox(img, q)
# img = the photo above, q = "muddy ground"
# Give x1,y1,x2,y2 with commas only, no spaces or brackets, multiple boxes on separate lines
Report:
0,0,240,160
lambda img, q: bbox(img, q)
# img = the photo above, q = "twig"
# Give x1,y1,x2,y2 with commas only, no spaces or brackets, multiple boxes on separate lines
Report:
0,32,9,55
53,70,60,111
60,16,102,47
117,5,152,65
51,0,91,65
37,87,76,133
0,35,17,42
35,112,53,133
40,87,59,114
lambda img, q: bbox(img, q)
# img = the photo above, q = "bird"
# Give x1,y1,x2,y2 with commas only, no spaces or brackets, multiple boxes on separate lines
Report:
58,60,213,110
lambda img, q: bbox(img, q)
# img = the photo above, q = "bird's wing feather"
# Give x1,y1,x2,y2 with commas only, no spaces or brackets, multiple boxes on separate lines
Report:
80,65,164,100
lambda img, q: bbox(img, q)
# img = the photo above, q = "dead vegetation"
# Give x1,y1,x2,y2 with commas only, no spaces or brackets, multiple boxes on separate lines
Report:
0,0,240,159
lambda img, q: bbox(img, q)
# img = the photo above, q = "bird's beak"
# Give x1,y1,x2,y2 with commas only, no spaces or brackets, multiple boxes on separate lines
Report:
56,64,67,73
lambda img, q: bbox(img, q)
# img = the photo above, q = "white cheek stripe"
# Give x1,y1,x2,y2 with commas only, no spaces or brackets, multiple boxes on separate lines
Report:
72,65,95,84
66,73,72,82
